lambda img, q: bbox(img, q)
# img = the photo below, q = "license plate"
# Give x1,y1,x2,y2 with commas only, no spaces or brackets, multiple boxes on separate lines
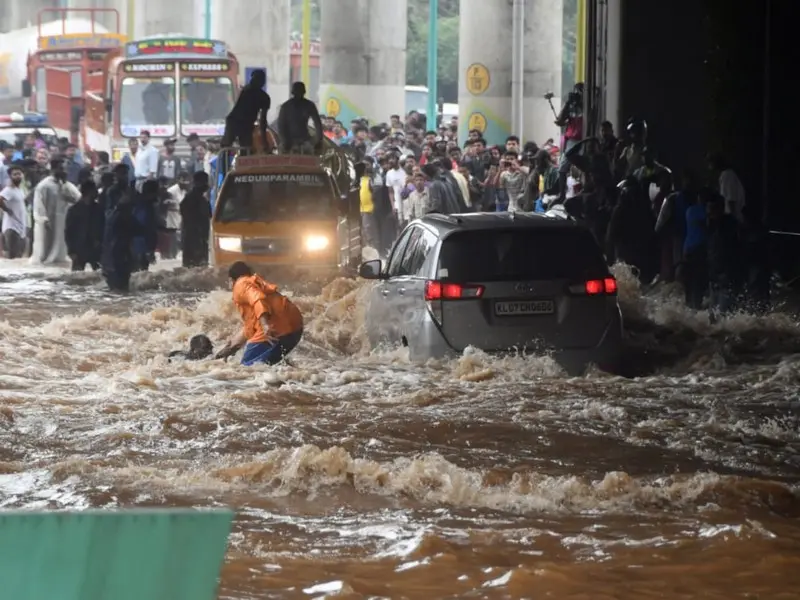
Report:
494,300,554,316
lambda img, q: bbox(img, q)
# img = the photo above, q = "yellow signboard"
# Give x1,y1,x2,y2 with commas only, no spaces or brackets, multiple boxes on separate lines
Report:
325,97,341,117
39,33,126,50
466,63,490,95
468,112,487,133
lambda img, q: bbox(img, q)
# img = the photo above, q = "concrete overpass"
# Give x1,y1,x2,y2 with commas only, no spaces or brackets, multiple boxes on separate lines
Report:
0,0,581,146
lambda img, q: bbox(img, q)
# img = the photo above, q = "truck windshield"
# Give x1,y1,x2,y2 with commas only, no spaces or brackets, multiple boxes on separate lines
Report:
180,76,234,137
119,76,176,137
216,172,334,223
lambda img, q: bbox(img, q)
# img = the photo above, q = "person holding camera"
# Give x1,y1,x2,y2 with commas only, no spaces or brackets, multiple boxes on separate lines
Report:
499,153,526,212
554,83,585,200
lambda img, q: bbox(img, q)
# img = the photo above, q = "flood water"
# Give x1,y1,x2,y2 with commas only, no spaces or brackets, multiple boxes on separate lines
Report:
0,258,799,599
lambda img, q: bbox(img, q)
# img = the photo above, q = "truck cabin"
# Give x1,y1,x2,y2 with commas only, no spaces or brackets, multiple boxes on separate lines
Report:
102,37,239,156
23,8,125,141
212,125,355,196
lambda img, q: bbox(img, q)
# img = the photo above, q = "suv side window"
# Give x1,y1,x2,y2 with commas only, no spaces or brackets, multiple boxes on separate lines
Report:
398,227,436,276
385,228,414,277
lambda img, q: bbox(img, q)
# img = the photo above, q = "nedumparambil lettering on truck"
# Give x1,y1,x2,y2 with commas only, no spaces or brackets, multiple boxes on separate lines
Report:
233,174,325,185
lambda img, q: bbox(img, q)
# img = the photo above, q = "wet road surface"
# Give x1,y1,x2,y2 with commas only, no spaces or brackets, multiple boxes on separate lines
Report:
0,258,798,598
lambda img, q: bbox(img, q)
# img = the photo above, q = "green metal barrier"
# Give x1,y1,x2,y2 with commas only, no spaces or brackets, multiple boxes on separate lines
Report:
0,508,234,600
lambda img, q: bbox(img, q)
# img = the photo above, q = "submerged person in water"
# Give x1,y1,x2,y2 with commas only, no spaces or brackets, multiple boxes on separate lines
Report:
169,334,214,361
215,261,304,366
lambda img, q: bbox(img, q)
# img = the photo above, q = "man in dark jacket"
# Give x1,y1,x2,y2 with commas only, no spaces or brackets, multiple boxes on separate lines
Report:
131,180,159,272
101,186,141,292
181,171,212,268
706,192,742,321
104,164,133,215
422,162,463,215
437,158,469,213
222,69,270,149
66,180,104,271
606,177,657,283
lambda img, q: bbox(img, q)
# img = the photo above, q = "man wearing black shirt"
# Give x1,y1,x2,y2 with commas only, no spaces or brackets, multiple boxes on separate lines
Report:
222,69,270,149
277,81,323,153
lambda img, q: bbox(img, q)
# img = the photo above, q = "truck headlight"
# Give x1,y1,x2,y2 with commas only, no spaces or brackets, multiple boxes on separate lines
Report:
304,235,329,251
217,236,241,252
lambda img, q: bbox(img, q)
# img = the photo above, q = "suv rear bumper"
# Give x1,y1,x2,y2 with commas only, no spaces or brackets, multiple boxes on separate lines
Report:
409,308,624,375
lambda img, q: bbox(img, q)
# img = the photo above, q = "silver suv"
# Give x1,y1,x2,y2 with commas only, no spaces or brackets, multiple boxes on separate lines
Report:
359,213,623,374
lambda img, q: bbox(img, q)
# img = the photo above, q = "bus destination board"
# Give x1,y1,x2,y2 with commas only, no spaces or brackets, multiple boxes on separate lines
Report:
123,62,175,73
125,38,228,59
39,51,82,62
179,62,230,72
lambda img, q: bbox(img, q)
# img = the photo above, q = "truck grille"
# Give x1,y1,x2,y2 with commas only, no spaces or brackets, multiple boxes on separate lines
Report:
242,237,296,255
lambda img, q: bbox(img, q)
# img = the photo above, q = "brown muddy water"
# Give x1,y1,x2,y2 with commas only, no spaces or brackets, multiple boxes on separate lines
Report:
0,258,799,599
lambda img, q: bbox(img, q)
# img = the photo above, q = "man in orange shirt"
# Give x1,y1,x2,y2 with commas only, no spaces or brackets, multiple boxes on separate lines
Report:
214,262,304,365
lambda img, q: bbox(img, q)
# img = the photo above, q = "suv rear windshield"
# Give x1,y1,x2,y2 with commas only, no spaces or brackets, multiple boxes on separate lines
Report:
438,228,608,281
216,172,334,222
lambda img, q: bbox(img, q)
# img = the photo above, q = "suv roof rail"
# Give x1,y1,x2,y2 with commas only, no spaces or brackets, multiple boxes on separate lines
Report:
426,213,463,224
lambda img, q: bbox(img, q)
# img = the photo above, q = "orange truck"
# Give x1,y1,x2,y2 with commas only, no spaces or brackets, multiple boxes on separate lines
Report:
83,36,240,160
22,8,126,145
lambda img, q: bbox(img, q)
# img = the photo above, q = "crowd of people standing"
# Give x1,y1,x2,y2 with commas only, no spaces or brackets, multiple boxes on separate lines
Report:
0,131,216,291
1,84,772,317
322,85,769,318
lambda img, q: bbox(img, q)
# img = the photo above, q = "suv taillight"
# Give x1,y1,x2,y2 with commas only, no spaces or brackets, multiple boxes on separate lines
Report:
424,281,484,301
570,277,617,295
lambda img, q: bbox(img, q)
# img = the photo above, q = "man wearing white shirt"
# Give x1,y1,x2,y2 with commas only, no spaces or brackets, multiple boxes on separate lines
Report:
134,130,159,190
0,165,28,258
385,154,407,220
709,154,746,224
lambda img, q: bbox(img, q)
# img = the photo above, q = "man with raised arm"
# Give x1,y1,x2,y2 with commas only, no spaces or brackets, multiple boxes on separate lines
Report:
222,69,270,150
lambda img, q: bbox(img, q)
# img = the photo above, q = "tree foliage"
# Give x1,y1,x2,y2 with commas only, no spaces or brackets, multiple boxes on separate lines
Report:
406,0,460,102
290,0,321,38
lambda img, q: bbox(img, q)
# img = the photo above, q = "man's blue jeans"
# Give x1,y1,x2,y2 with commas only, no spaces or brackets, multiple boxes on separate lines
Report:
240,329,303,366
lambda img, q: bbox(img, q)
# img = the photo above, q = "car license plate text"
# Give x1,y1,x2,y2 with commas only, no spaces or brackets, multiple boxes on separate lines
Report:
494,300,554,316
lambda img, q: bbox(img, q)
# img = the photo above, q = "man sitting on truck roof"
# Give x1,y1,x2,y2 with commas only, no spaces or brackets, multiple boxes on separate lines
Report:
277,81,324,154
222,69,270,151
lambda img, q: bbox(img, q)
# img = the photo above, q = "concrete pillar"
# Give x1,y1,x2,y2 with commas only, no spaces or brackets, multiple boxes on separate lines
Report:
524,0,562,145
458,0,512,146
459,0,562,146
7,0,56,30
319,0,407,126
212,0,291,107
604,0,622,132
0,1,10,34
135,0,195,38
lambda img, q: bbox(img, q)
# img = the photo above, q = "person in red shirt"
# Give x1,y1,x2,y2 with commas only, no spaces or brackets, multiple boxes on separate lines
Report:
215,262,304,365
555,82,585,200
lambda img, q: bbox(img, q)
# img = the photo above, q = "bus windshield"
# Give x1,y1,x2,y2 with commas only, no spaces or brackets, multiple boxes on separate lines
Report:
216,172,334,223
180,76,234,137
119,76,176,137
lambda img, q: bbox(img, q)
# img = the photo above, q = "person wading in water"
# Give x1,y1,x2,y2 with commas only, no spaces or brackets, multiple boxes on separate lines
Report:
215,262,304,366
